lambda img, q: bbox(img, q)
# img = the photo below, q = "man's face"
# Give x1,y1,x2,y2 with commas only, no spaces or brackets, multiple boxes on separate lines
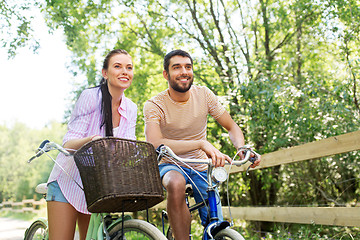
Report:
164,56,194,93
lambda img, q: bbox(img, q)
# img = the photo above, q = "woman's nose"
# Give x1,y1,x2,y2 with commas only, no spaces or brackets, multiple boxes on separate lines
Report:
120,67,128,75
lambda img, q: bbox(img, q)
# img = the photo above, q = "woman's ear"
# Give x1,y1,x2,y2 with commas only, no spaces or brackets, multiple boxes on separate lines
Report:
102,69,108,79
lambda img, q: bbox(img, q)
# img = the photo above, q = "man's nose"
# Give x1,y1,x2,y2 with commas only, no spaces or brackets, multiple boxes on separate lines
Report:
180,66,188,74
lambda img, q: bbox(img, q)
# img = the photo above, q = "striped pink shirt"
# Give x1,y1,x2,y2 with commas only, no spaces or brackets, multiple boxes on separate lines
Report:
47,87,137,214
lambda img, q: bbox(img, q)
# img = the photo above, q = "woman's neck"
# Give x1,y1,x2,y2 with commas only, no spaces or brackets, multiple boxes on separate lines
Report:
108,85,124,105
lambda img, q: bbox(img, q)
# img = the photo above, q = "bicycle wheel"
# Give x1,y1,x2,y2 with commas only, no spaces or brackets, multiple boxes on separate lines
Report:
24,219,48,240
108,219,167,240
213,228,245,240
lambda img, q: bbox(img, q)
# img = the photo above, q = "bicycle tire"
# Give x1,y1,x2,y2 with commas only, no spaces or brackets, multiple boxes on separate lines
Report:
213,228,245,240
108,219,167,240
24,219,48,240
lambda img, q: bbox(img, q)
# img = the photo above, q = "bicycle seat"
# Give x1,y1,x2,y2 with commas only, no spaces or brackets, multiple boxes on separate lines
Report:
35,183,48,195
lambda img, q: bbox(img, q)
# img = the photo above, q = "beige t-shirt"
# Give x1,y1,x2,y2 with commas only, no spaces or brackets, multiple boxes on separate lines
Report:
143,85,225,171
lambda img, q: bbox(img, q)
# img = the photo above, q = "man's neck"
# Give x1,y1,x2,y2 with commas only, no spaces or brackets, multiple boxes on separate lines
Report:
168,87,190,102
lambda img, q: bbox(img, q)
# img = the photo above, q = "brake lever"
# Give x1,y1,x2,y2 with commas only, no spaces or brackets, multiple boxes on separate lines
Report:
243,149,258,175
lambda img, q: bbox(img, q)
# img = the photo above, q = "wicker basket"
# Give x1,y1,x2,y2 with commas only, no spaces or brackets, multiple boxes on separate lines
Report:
73,137,164,213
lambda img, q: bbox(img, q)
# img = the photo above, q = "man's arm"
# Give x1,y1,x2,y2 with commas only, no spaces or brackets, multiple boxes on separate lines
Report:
145,122,230,167
216,111,261,167
215,111,245,150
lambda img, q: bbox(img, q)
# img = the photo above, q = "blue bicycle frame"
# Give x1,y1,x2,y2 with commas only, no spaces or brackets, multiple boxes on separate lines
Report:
202,167,231,240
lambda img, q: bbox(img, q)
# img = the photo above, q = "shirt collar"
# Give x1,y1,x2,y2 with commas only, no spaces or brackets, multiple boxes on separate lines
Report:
117,94,128,119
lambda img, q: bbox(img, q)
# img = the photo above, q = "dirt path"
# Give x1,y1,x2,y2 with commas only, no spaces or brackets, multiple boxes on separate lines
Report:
0,217,79,239
0,217,30,240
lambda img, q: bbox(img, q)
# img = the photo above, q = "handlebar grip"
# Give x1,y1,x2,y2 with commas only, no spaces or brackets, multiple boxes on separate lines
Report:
28,140,51,163
39,140,50,151
156,144,165,154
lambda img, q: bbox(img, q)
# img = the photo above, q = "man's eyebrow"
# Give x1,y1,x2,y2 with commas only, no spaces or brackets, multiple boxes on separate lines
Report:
171,63,192,67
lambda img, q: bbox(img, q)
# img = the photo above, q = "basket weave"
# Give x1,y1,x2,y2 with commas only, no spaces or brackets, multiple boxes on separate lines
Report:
73,137,164,213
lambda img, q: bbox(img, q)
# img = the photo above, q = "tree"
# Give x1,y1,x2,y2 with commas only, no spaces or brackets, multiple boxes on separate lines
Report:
40,0,360,234
0,0,41,58
0,122,66,201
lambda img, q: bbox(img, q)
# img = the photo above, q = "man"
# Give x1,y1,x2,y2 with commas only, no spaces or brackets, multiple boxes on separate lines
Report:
143,49,260,240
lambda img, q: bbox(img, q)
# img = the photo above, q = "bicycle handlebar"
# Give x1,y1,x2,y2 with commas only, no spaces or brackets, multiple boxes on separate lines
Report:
157,144,258,166
28,140,71,163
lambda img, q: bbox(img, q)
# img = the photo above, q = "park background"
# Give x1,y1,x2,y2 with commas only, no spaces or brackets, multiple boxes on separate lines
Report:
1,0,359,239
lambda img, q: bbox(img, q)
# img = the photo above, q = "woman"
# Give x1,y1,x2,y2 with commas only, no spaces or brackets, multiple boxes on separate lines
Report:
46,49,137,240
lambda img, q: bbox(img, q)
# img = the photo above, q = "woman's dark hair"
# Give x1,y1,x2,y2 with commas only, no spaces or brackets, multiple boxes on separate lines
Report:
99,49,130,136
163,49,193,74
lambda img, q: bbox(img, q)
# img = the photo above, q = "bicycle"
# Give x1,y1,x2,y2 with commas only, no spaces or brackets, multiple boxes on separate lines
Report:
156,145,259,240
24,137,168,240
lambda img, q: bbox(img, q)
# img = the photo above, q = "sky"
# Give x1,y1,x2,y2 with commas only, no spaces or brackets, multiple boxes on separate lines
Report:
0,11,77,129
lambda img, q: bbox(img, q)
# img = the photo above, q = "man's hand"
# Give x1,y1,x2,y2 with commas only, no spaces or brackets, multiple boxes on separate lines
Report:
250,154,261,168
200,140,232,167
237,146,261,168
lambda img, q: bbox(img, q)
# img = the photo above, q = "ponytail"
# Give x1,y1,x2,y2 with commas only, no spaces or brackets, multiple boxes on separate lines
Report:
99,49,130,136
100,78,113,136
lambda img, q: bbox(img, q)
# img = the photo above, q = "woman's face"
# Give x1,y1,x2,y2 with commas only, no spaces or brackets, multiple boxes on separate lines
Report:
102,53,133,91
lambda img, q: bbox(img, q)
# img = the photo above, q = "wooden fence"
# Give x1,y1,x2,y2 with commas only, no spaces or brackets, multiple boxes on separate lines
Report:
221,130,360,227
2,131,359,227
0,198,46,213
154,130,360,227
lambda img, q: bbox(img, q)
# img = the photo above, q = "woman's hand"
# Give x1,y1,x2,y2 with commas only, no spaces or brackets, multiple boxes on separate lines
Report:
90,135,102,141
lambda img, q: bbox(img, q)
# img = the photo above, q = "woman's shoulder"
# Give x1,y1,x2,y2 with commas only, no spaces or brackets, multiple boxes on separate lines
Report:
73,86,101,114
80,86,101,97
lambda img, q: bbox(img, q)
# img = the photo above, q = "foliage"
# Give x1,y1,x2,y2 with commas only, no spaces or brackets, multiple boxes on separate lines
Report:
0,122,66,202
0,0,41,58
38,0,360,233
2,0,359,234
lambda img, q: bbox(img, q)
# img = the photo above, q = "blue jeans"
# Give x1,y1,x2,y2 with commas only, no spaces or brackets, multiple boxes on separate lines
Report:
159,163,223,226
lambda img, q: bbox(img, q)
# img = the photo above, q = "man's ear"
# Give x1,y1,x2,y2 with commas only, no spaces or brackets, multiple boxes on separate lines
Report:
163,70,169,80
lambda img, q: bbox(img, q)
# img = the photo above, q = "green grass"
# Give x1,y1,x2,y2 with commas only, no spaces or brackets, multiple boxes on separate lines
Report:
0,207,47,222
3,207,358,239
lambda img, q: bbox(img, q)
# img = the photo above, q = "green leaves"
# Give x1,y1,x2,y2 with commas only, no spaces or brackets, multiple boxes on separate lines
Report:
37,0,360,232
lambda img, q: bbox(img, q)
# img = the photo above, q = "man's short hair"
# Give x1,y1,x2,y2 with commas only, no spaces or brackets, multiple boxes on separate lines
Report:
163,49,193,72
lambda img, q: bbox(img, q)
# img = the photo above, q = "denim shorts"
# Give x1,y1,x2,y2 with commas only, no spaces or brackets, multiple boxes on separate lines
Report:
46,181,69,203
159,163,223,226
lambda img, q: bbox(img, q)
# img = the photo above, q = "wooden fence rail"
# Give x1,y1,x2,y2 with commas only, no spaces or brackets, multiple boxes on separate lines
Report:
2,131,359,228
155,130,360,227
0,198,46,213
226,130,360,227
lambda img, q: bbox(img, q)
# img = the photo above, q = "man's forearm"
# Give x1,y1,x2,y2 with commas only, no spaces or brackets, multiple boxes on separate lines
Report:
228,127,245,150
